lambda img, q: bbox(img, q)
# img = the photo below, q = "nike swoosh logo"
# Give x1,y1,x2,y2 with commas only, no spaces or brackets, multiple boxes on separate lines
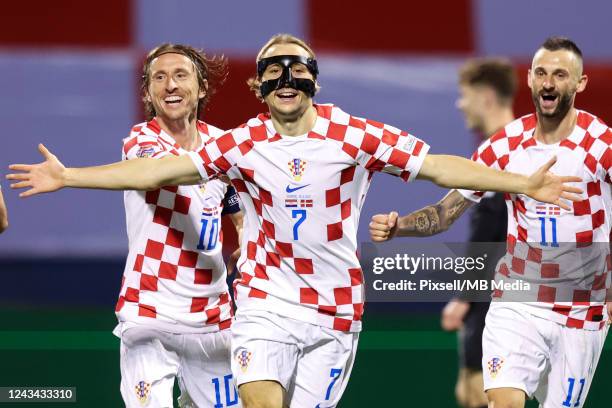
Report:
286,184,310,193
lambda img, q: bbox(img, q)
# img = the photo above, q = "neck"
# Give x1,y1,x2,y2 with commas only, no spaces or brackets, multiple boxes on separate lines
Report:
483,107,515,138
156,114,200,151
270,104,318,136
534,107,577,144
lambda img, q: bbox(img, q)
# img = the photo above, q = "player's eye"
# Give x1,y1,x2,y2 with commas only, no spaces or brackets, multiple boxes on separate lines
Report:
265,65,281,74
292,64,307,73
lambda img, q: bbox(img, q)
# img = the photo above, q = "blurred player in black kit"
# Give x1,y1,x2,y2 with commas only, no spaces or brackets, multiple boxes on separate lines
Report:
441,58,516,408
370,58,517,408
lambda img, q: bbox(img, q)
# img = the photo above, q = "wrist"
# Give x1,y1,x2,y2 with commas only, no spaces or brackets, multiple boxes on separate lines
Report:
394,216,409,238
62,167,73,188
518,174,531,196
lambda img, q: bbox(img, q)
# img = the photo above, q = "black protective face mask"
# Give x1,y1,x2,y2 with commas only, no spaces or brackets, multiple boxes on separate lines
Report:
257,55,319,98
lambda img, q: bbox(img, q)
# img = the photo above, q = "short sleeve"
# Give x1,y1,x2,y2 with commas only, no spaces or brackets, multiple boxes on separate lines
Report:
597,129,612,183
188,129,247,183
122,132,170,161
355,124,430,182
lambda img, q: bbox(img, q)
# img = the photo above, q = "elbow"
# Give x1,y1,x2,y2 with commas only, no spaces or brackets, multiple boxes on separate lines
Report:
425,155,472,190
428,166,454,189
432,165,463,189
144,179,163,191
128,158,167,191
434,177,454,189
133,179,159,192
143,167,166,191
0,220,8,233
431,172,455,189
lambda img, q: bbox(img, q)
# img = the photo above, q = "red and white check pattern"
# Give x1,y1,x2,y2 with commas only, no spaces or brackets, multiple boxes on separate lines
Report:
116,119,233,333
459,111,612,330
188,104,429,332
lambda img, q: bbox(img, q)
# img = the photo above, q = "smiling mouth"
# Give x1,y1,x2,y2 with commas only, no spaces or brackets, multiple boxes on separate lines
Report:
275,89,298,101
540,93,558,109
164,95,183,105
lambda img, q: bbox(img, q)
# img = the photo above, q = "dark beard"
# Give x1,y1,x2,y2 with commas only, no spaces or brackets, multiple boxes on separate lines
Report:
532,90,573,120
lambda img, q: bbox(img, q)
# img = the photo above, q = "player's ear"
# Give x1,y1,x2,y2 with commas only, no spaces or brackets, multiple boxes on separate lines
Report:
199,79,208,100
483,87,496,108
576,74,588,94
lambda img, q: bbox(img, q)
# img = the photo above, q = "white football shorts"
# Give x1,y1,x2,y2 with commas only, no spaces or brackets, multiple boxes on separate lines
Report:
482,302,608,408
230,310,358,408
117,324,240,408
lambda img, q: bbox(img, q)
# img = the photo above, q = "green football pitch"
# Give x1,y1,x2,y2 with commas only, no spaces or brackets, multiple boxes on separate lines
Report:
0,307,609,407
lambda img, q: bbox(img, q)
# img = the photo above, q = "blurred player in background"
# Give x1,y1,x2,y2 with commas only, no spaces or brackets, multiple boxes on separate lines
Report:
369,37,612,407
0,186,8,233
8,34,582,408
440,58,516,408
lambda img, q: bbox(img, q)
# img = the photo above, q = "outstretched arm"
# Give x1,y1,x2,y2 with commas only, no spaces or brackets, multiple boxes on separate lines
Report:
7,144,201,197
417,154,581,210
369,190,473,241
0,187,8,232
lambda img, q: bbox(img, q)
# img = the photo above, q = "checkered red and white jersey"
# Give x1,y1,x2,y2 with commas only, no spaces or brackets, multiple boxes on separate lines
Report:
459,111,612,330
115,118,236,333
188,104,430,332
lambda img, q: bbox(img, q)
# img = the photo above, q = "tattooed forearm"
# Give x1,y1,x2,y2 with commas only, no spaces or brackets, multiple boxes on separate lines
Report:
446,197,470,225
399,205,443,236
396,190,473,237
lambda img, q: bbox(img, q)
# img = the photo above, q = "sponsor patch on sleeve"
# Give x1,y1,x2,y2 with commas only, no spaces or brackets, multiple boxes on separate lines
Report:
397,136,417,153
136,146,156,158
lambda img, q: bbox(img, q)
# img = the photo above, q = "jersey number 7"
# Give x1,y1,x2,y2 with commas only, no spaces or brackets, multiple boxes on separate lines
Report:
292,209,307,240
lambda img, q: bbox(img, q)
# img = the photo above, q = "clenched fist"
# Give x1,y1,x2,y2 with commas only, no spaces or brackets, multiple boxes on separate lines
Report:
369,211,399,242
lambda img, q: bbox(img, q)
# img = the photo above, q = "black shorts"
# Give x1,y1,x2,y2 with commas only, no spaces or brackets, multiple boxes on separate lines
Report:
458,301,490,370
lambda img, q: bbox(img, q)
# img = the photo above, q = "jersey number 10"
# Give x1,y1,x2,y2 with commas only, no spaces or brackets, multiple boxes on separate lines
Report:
212,374,238,407
198,218,219,250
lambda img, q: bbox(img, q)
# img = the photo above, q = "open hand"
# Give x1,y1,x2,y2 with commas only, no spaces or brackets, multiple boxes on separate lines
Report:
369,211,399,242
6,144,66,197
525,157,582,210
